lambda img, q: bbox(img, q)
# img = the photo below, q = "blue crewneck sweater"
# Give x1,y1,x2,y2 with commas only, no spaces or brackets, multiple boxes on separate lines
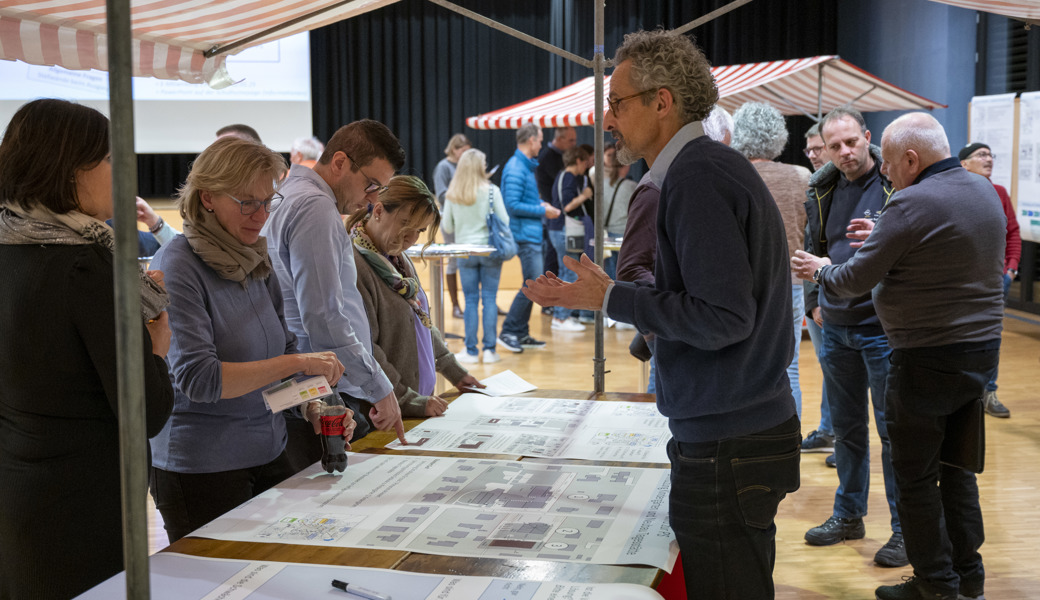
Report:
607,131,796,443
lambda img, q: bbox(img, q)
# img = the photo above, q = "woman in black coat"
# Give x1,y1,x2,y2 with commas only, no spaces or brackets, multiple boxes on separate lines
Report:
0,99,175,599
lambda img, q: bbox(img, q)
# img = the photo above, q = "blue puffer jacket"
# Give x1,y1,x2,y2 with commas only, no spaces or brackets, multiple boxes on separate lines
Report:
501,149,546,244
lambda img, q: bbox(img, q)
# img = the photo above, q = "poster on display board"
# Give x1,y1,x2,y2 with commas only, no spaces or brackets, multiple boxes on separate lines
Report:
1017,91,1040,244
969,93,1017,192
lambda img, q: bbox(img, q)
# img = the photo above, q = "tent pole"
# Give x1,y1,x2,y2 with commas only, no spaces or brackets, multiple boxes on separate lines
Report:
760,84,820,120
672,0,754,36
427,0,592,68
818,64,824,120
592,0,605,394
106,0,150,597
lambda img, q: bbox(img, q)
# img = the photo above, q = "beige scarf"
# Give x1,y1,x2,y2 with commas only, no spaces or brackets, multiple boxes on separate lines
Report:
181,208,271,286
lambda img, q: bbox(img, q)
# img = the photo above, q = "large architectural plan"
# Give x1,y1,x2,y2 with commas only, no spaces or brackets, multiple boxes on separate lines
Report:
195,453,677,571
78,552,666,600
386,395,671,463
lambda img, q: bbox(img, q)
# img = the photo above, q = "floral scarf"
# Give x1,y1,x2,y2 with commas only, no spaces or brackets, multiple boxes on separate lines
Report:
350,220,432,329
0,204,169,319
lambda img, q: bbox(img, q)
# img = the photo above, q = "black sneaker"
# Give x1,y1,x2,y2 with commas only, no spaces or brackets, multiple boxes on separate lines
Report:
518,334,547,348
983,391,1010,418
958,574,984,600
825,453,837,468
801,430,836,453
876,576,956,600
497,334,524,353
874,532,909,567
805,515,865,546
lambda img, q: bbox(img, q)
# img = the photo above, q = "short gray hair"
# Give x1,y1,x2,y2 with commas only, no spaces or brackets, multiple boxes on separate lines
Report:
731,102,788,160
882,112,950,162
614,30,718,124
805,122,821,139
702,106,734,143
516,123,541,145
291,136,324,160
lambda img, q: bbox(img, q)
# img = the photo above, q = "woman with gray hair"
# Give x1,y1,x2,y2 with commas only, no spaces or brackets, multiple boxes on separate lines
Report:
732,101,811,419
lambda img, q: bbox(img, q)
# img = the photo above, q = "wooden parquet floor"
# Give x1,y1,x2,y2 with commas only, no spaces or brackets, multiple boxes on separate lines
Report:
149,278,1040,599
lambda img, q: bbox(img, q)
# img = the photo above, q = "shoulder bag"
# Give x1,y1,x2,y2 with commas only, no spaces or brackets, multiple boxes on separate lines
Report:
485,186,517,261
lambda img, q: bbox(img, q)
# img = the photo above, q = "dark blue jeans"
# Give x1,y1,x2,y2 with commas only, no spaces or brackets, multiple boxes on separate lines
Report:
886,343,998,595
985,272,1012,392
501,241,543,338
457,255,503,353
819,323,900,531
668,415,801,599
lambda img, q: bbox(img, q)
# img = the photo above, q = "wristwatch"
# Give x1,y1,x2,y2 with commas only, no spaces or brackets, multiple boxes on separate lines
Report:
812,265,825,284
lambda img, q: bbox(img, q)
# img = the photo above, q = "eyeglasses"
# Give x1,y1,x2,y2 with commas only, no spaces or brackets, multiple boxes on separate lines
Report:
970,151,996,160
803,146,825,157
228,192,283,215
347,154,390,194
607,88,657,114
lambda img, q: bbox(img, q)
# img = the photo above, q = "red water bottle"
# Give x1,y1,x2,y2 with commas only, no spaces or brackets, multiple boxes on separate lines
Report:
319,394,348,473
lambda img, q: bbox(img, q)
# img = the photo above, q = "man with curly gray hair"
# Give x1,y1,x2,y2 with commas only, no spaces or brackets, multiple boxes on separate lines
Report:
733,101,810,429
522,29,800,598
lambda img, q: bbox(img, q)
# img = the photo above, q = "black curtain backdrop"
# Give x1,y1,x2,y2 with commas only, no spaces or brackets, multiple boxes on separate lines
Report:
137,0,837,198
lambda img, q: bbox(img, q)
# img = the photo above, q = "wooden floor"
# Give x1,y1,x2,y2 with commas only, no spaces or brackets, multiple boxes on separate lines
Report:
149,282,1040,599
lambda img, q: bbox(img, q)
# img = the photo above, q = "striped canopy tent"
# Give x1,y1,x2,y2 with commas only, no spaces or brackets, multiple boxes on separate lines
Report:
465,55,947,130
928,0,1040,24
0,0,398,86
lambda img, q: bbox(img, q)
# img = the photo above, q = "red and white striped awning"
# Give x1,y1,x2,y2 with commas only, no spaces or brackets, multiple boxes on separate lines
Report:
0,0,397,86
928,0,1040,22
466,56,946,130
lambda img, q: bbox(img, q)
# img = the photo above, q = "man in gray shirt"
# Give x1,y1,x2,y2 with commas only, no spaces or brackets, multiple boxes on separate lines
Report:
793,112,1005,600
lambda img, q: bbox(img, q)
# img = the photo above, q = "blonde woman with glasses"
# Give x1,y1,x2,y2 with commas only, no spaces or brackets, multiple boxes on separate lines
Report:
149,137,348,543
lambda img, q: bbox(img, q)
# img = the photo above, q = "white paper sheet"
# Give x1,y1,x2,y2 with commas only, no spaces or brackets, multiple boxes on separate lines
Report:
387,395,670,463
463,370,537,397
194,453,677,571
76,552,666,600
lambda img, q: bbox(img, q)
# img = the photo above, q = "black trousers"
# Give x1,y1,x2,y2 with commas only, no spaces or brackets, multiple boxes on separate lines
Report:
150,450,296,544
668,415,801,599
886,342,999,595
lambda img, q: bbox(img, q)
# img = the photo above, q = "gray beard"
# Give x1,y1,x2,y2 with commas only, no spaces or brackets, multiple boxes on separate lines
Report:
615,142,640,166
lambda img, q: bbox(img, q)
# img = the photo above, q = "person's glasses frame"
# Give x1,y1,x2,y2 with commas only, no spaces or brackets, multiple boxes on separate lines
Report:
347,153,390,194
803,146,826,158
607,88,657,115
970,151,996,160
228,191,284,215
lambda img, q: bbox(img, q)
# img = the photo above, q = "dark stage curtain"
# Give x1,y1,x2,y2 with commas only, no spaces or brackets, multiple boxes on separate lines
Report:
137,0,837,197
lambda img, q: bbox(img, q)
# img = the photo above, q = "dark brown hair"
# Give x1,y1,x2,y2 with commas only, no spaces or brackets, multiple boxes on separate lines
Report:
0,99,109,214
319,119,405,172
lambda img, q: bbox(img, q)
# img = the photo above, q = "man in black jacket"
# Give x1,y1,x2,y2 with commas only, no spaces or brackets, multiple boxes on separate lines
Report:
801,107,906,568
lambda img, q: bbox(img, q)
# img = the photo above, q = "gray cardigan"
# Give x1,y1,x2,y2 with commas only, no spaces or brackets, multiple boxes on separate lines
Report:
353,246,468,416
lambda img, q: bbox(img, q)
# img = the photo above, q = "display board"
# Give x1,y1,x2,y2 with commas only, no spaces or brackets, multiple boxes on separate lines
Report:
1017,91,1040,243
968,93,1017,192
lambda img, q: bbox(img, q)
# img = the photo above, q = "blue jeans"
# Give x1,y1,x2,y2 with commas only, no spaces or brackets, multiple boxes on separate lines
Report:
985,272,1012,392
668,416,801,599
789,284,803,418
806,319,833,435
458,255,503,354
819,323,899,531
886,343,998,595
548,229,580,321
647,355,658,395
501,241,543,338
